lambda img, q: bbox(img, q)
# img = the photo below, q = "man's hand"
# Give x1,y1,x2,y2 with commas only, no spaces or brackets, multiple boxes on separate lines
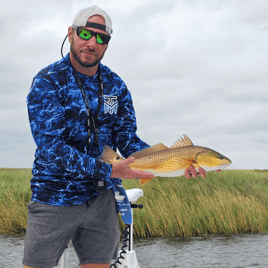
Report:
111,157,155,179
184,166,221,179
185,166,206,179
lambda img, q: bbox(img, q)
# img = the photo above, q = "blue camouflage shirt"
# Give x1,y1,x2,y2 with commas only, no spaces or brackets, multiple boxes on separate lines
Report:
27,53,148,224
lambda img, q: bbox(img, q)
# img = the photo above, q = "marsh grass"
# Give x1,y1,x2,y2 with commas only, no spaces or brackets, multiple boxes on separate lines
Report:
0,168,32,234
122,170,268,237
1,168,268,237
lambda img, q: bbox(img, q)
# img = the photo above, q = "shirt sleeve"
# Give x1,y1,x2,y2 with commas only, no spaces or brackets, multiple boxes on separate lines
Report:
113,86,149,158
27,75,112,179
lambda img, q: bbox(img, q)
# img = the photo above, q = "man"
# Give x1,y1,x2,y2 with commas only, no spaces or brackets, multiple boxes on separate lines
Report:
23,5,205,268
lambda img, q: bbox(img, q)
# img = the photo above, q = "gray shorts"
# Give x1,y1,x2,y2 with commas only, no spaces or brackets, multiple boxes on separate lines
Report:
23,189,120,267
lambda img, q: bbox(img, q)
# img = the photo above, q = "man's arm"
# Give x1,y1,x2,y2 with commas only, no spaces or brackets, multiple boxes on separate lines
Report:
27,75,112,179
112,87,149,158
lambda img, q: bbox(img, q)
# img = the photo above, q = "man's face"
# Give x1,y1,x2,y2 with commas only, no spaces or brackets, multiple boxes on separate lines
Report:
68,15,109,68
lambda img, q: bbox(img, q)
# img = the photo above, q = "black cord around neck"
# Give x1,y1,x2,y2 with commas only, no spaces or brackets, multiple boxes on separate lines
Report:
61,34,103,148
61,34,68,58
70,61,103,148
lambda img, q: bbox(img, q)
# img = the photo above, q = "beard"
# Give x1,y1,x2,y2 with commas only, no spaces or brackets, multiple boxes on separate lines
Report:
70,42,107,68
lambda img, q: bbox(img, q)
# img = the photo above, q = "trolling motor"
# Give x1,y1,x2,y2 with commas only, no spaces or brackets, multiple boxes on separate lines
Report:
59,188,144,268
111,188,144,268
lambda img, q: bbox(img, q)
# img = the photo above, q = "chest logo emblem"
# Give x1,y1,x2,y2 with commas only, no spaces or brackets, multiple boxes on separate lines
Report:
104,95,118,115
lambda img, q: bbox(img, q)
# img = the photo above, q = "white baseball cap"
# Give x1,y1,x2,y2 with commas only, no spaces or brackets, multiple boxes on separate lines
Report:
72,5,113,35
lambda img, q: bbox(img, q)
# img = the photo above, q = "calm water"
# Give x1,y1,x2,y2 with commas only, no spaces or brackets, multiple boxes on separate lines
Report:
0,233,267,267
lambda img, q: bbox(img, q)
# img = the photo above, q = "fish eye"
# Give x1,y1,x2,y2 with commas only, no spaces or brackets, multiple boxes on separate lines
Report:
116,156,120,160
219,156,224,160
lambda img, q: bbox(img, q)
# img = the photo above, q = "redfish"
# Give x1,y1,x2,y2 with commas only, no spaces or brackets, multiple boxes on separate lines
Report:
99,135,232,185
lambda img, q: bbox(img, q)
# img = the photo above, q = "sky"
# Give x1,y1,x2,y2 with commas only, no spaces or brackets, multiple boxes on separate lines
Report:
0,0,267,170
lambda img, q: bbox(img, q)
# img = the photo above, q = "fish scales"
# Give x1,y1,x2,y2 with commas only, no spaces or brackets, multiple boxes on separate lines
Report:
98,135,232,185
129,146,209,175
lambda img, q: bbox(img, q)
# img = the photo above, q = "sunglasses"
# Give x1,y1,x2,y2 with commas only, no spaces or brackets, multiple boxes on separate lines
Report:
76,27,111,44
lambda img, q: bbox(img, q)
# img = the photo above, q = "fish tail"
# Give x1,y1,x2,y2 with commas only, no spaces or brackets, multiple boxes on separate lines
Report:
98,145,123,164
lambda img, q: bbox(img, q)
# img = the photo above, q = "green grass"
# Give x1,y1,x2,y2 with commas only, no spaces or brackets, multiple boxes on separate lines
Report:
121,170,268,237
0,168,32,234
0,168,268,237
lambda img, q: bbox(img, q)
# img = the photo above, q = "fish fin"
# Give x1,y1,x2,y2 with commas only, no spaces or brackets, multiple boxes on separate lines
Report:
170,134,193,148
129,143,168,159
140,178,153,185
98,145,124,164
